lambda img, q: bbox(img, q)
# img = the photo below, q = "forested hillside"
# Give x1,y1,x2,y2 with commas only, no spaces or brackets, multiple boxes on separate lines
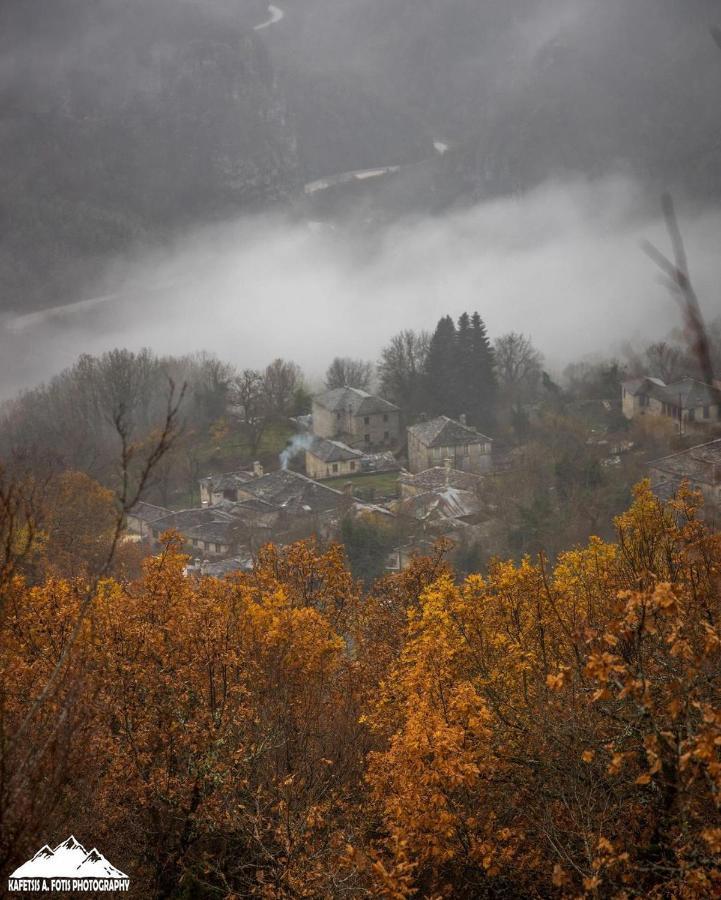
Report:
2,0,720,315
0,0,299,314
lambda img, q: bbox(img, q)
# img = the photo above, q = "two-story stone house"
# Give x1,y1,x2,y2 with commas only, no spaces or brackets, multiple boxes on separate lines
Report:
312,386,401,450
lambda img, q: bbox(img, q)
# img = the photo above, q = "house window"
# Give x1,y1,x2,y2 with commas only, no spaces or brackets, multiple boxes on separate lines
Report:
364,416,370,425
462,444,469,456
364,434,371,444
384,431,390,441
383,414,388,422
332,463,339,473
688,408,696,422
704,405,710,419
350,461,356,471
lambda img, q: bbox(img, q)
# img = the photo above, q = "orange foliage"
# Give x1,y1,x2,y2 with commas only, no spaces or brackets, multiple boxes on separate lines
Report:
2,481,721,898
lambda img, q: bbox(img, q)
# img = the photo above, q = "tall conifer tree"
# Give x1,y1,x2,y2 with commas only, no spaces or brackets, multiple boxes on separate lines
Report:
469,311,497,431
424,315,457,416
456,312,474,419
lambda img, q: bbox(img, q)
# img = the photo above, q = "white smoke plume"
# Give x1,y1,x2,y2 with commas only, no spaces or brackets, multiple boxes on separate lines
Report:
279,432,315,470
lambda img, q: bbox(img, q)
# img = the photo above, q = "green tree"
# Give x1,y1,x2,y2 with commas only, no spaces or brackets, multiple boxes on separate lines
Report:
341,515,395,585
468,311,497,432
424,315,458,416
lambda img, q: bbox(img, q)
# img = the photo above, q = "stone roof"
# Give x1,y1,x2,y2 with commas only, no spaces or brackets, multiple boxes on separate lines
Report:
307,437,365,463
407,416,492,449
199,470,254,492
128,501,172,524
649,438,721,487
663,378,720,408
399,487,483,523
230,497,278,515
313,386,399,416
623,376,664,396
200,554,254,577
626,376,720,408
151,507,235,534
184,520,236,544
651,477,684,503
238,469,343,513
399,466,482,492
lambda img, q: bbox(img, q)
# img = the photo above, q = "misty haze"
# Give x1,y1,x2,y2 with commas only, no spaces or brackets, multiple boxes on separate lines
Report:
2,1,721,897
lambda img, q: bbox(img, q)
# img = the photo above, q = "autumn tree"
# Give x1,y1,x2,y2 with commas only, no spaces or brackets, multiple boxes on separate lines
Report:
359,483,721,898
40,471,117,578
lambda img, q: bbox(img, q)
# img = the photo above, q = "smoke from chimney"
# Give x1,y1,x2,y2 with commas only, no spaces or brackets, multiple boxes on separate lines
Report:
279,433,314,470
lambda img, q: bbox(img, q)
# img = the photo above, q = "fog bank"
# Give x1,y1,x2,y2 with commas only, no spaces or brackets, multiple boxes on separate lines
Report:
2,175,719,398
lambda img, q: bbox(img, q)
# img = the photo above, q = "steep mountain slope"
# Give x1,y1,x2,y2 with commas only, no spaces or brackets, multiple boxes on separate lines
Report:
277,0,721,204
1,0,719,315
0,0,299,313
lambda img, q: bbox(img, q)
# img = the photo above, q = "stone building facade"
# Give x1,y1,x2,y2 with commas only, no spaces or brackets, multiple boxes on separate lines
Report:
312,386,401,450
406,416,493,475
622,376,721,432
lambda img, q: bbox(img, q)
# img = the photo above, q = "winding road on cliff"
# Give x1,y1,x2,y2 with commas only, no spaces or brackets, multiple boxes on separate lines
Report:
254,5,284,31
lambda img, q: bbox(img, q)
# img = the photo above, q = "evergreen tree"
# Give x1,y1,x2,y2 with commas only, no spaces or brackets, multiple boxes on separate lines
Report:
469,311,497,432
424,315,458,416
456,312,474,419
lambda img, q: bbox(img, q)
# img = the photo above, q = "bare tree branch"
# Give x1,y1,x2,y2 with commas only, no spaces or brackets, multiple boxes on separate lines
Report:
642,194,717,389
7,380,185,776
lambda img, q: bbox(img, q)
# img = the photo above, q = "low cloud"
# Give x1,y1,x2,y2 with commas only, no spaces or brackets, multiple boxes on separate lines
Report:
2,174,720,398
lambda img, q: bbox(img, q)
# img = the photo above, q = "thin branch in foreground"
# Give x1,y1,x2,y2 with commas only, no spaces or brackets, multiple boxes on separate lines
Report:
7,380,185,770
642,193,717,388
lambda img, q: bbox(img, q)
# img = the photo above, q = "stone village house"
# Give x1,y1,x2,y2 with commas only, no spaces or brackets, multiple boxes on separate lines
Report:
406,415,493,475
304,436,365,480
312,386,401,451
622,376,721,432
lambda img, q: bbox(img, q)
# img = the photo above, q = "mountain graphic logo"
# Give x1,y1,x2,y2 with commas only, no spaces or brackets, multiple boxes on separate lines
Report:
8,836,129,892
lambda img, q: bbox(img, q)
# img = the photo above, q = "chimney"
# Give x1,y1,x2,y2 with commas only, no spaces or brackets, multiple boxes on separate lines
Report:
253,461,264,478
459,413,467,426
444,457,452,486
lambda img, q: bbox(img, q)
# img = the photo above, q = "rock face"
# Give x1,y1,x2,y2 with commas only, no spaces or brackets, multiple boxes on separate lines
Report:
0,0,299,313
